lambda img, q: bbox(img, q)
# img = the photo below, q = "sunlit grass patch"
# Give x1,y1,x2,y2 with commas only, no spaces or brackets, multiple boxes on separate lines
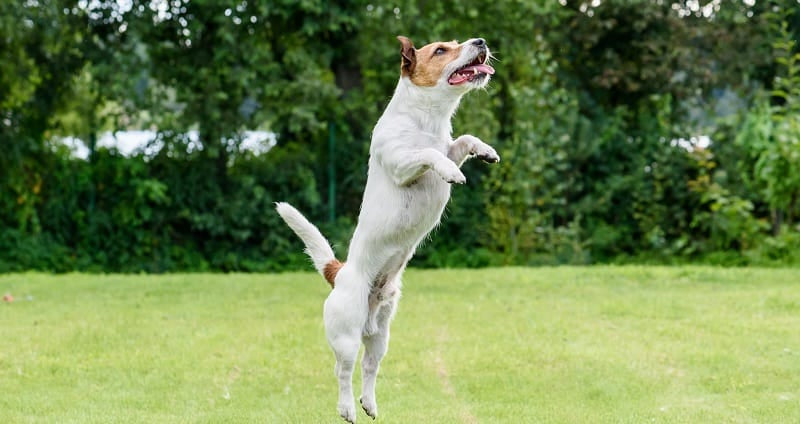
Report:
1,267,798,423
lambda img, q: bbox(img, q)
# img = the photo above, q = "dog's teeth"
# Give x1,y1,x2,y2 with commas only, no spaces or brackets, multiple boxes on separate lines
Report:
473,68,477,75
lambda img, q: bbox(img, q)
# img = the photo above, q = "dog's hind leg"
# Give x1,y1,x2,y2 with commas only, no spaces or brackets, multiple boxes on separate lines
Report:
331,335,360,423
327,318,362,422
324,272,368,423
359,293,399,420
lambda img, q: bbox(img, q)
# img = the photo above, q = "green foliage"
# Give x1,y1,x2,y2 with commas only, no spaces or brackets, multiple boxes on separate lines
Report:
0,142,321,272
2,1,800,271
688,150,768,252
735,7,800,233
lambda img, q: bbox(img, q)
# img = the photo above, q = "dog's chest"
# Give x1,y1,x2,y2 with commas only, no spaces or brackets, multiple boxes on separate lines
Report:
407,169,449,203
400,171,450,228
359,171,450,248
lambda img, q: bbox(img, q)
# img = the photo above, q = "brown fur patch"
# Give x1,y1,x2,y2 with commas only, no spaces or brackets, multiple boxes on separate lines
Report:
374,273,388,289
323,259,343,288
410,41,462,87
397,36,416,76
396,37,462,87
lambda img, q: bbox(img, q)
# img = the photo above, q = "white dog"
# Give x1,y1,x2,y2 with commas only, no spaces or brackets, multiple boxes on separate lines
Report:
276,35,498,423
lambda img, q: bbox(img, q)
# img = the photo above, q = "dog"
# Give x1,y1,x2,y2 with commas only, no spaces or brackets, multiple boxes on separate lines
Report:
276,35,498,423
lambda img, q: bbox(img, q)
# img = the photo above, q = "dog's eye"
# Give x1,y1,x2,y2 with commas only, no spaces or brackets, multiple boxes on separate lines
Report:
434,47,447,55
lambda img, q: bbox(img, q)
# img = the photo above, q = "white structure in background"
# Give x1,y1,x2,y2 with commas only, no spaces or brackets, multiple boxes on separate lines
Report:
671,135,711,152
59,130,276,160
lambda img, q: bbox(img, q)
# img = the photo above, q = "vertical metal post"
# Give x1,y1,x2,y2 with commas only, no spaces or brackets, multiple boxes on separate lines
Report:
88,130,96,214
87,127,97,251
328,122,336,223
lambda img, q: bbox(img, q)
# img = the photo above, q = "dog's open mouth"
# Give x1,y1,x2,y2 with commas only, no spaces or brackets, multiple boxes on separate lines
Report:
448,52,495,85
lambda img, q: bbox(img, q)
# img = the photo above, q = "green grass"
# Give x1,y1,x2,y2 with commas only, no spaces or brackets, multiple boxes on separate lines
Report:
1,267,799,423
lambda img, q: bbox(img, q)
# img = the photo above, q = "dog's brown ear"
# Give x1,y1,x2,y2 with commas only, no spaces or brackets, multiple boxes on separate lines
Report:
397,35,416,76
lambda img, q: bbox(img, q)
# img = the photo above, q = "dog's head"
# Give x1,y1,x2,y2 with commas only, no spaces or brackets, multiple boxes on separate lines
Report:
397,36,494,90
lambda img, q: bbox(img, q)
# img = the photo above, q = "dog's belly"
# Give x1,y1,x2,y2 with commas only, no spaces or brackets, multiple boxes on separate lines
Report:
348,168,450,272
399,172,451,230
370,171,449,239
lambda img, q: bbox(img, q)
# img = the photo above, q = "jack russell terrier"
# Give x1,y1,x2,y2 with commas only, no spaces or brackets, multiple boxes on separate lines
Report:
276,35,498,423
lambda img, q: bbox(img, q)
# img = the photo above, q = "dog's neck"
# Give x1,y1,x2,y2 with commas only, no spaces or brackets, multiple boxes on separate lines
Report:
385,77,466,136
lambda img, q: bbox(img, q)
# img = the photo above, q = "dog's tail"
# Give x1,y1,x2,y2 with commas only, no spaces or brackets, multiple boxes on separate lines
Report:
275,202,341,288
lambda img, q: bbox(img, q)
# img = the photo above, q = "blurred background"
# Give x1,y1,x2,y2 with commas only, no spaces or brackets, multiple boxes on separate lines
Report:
1,0,799,273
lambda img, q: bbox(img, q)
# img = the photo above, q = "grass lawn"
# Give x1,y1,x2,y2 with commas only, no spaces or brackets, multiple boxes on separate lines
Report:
1,267,799,423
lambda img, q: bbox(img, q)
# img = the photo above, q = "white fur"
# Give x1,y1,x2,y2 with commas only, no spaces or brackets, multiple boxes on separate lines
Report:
276,38,498,423
275,202,335,274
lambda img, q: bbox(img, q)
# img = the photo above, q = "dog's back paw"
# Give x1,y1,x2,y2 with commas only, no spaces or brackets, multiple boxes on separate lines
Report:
339,401,357,423
359,396,378,420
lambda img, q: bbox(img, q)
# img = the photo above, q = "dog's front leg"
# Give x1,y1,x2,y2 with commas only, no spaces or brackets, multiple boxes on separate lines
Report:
384,147,466,186
448,134,500,167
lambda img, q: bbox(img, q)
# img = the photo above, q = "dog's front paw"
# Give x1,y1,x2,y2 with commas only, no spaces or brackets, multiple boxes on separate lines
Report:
445,170,466,185
436,162,466,184
338,401,357,423
473,144,500,163
359,396,378,420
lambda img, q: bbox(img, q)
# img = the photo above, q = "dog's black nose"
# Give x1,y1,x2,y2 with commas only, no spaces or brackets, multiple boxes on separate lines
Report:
471,38,486,47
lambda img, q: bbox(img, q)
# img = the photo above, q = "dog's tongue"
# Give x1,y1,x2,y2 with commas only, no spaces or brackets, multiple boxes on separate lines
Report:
448,63,495,85
470,64,495,75
448,73,469,85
